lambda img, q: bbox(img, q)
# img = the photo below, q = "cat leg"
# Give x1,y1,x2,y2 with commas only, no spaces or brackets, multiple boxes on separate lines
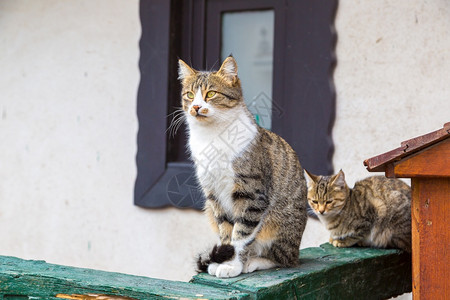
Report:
204,198,233,244
218,220,233,245
214,219,259,278
204,199,220,234
198,199,234,274
214,236,248,278
215,187,270,278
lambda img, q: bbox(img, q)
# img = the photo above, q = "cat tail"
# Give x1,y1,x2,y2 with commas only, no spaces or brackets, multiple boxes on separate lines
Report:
196,244,235,273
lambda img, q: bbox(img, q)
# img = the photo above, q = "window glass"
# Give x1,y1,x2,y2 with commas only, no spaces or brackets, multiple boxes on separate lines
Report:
221,10,274,130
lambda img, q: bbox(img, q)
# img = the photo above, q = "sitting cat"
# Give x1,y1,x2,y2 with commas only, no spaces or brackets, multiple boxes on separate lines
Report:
305,170,411,252
177,56,308,278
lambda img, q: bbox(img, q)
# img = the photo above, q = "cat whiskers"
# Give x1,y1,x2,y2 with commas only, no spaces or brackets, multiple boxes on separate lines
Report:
208,60,220,72
167,109,186,138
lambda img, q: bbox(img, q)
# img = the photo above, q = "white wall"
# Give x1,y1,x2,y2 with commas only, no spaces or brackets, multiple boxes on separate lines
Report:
0,0,216,282
333,0,450,186
0,0,448,287
334,4,450,298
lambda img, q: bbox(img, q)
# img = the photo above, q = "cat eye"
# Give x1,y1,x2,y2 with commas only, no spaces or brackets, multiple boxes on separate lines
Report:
186,92,195,100
311,200,318,204
206,91,216,98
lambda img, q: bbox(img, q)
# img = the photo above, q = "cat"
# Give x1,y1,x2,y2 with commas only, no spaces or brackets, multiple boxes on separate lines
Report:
305,169,411,252
177,56,308,278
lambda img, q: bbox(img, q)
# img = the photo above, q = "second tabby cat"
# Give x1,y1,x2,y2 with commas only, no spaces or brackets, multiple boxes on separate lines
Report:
305,170,411,252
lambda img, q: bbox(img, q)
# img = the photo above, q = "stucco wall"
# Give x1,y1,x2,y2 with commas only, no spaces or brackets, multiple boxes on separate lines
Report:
333,0,450,186
0,0,216,281
0,0,448,288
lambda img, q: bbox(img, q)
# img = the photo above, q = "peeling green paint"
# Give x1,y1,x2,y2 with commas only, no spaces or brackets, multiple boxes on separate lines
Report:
0,244,411,299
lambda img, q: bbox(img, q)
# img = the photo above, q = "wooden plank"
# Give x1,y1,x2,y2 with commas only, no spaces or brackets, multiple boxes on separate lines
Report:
364,147,407,173
0,245,413,299
192,243,412,299
411,179,421,299
0,256,250,299
411,178,450,299
393,139,450,178
385,163,396,178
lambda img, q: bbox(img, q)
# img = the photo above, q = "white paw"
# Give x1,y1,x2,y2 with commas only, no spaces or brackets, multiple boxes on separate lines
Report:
242,259,258,273
215,262,243,278
243,257,276,273
208,263,219,276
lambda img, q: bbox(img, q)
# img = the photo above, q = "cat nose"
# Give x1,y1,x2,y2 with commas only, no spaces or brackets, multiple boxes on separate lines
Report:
193,105,201,112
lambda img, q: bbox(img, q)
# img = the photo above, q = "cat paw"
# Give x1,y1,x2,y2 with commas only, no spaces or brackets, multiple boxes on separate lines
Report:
331,239,351,248
331,239,342,247
243,258,276,273
207,263,219,276
215,262,243,278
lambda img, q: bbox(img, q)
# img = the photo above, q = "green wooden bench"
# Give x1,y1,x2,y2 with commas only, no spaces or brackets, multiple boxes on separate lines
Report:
0,243,411,300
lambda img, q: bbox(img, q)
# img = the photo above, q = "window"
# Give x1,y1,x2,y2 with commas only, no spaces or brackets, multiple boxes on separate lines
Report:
221,10,275,129
135,0,337,209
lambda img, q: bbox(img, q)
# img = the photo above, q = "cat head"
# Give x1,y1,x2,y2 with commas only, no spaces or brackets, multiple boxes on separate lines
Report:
177,56,244,125
304,169,350,216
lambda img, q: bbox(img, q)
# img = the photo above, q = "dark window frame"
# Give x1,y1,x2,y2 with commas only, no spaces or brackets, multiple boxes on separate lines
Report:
135,0,337,209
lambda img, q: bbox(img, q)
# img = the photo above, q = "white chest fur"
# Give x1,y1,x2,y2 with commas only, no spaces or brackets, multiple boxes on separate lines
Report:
187,111,257,215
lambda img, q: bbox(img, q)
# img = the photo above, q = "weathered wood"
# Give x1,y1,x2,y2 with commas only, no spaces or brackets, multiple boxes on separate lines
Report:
365,147,409,173
393,139,450,178
0,256,250,299
0,244,412,300
411,178,450,299
365,123,450,299
400,122,450,152
364,122,450,173
192,243,412,300
56,293,139,299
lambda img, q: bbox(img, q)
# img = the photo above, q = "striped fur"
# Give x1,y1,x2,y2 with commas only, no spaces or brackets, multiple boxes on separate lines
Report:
305,170,411,252
178,57,308,278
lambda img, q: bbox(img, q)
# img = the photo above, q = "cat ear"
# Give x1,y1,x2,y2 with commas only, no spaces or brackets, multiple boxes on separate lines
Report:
218,56,238,83
330,169,346,186
178,59,197,80
304,169,320,184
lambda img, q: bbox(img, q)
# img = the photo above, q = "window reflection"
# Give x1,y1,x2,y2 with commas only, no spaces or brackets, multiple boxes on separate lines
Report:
221,10,274,130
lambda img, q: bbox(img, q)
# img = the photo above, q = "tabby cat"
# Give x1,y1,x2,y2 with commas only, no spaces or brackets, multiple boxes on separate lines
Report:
305,169,411,252
177,56,308,278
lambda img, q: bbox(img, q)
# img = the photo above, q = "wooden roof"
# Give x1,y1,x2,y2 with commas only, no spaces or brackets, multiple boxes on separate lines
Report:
364,122,450,172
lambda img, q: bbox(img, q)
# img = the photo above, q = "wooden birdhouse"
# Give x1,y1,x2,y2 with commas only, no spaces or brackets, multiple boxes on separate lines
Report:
364,122,450,299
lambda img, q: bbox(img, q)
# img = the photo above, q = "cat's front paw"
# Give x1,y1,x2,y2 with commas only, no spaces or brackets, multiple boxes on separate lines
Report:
243,257,277,273
331,238,353,248
331,239,346,247
215,261,243,278
207,263,219,276
242,259,258,274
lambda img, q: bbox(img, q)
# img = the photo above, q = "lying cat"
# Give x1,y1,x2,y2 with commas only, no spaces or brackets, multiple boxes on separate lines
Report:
177,56,308,278
305,169,411,252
